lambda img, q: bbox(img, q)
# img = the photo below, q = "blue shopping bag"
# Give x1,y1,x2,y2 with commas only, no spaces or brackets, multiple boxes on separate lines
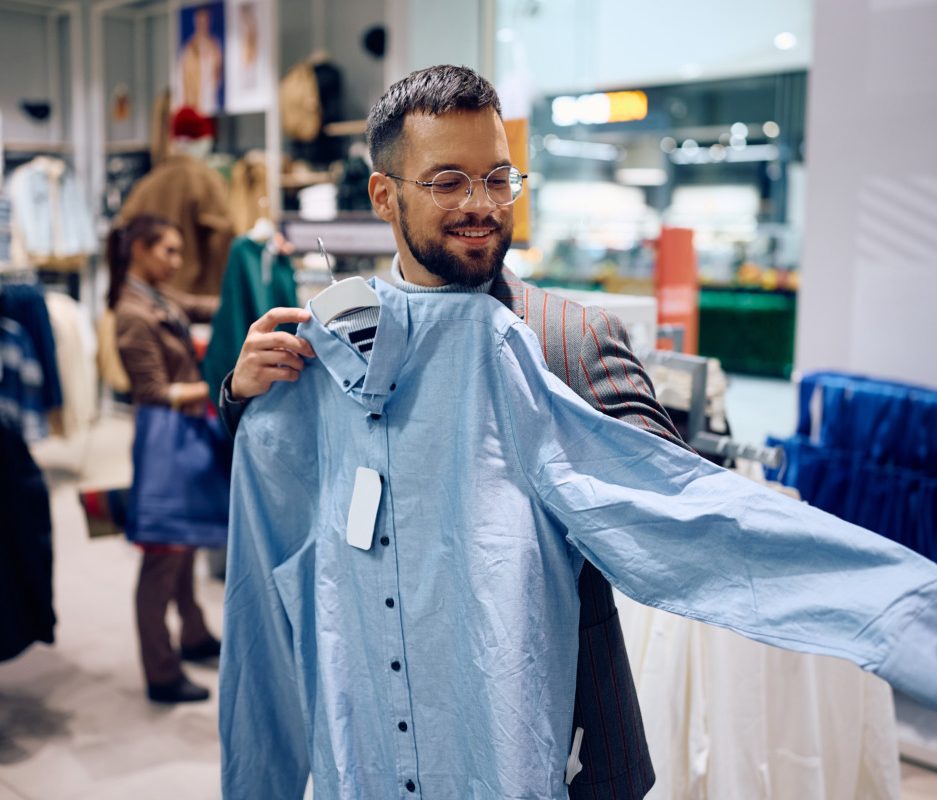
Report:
126,405,232,547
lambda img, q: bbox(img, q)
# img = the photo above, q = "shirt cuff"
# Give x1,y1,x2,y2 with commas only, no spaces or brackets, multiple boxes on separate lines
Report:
875,580,937,710
221,371,250,408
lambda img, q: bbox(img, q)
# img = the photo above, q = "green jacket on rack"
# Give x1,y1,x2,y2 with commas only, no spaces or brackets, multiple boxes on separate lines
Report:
201,236,298,406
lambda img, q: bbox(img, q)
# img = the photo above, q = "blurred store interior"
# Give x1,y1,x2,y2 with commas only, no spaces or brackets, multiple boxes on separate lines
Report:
1,0,936,798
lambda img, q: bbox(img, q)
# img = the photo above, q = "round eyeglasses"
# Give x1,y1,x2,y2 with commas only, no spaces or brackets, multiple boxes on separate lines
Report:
385,165,528,210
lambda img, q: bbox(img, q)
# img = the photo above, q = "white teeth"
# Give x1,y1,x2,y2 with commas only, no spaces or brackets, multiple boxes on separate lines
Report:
453,230,491,238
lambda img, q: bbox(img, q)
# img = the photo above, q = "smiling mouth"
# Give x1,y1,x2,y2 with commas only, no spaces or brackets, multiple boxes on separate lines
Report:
448,228,496,239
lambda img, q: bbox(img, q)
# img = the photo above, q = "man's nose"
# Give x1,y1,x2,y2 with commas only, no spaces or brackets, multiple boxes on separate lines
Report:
462,179,497,212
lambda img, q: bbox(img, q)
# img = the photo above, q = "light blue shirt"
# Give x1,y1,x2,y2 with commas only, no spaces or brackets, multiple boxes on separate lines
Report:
220,278,937,800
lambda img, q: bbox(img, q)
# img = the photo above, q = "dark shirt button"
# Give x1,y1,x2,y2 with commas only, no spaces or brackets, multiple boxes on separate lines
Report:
380,536,390,546
391,660,401,671
385,597,395,608
370,412,381,420
398,721,408,732
405,780,416,792
390,383,397,391
342,379,350,388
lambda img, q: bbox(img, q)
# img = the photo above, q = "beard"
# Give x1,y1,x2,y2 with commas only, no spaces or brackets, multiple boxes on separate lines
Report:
398,196,512,287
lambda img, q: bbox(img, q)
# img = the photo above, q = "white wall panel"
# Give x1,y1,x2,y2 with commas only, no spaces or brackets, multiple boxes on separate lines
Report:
796,0,937,386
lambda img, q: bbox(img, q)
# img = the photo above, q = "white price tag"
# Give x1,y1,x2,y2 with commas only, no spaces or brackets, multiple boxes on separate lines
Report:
346,467,382,550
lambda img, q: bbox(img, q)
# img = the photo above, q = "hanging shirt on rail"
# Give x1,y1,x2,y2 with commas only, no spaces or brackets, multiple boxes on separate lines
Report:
201,236,298,403
220,278,937,800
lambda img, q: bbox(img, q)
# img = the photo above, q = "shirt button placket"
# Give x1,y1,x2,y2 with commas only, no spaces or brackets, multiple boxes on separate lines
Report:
375,412,420,796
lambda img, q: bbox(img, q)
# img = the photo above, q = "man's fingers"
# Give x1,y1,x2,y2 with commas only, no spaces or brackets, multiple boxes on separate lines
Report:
250,306,312,333
263,366,302,385
245,330,315,357
253,349,306,371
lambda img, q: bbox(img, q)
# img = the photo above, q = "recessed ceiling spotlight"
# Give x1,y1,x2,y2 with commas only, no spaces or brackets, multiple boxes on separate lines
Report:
763,121,781,138
774,32,797,50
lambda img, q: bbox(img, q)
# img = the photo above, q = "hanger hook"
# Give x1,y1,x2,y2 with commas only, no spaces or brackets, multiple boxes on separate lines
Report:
317,236,337,284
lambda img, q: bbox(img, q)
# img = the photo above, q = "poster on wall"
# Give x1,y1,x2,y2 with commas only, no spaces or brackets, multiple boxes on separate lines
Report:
175,2,226,116
224,0,272,113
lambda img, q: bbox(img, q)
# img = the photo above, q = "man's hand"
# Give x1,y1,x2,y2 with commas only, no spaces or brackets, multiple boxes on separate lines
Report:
231,307,315,400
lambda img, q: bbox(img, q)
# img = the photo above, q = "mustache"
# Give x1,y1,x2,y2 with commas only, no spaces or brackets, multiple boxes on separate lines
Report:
444,215,501,233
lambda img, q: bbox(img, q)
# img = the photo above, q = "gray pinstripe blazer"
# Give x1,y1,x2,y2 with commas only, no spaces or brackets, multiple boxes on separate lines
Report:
220,267,687,799
491,268,688,800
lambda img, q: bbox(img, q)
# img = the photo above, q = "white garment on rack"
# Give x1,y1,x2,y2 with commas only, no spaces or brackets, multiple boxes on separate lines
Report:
45,292,96,437
614,468,900,800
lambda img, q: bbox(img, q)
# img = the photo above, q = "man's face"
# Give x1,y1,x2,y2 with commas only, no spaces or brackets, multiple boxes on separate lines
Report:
391,109,514,287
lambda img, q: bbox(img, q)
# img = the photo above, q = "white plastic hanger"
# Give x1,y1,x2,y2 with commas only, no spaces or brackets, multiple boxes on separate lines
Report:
309,236,380,325
247,216,276,242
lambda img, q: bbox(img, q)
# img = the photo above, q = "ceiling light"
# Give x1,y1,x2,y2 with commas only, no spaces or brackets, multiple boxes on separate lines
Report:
616,168,668,186
543,135,620,161
681,63,703,80
762,121,781,138
774,32,797,50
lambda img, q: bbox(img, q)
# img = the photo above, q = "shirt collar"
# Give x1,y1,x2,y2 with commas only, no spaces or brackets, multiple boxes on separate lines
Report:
298,277,409,414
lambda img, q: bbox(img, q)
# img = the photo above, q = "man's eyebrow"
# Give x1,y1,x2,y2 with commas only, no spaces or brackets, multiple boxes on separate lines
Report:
420,163,465,177
420,160,513,178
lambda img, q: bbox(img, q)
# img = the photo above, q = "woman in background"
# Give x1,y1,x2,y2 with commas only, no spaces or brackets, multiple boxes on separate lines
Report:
107,214,221,704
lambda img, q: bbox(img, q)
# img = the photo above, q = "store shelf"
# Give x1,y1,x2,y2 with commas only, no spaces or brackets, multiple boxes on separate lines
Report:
281,212,395,256
322,119,367,137
281,170,334,190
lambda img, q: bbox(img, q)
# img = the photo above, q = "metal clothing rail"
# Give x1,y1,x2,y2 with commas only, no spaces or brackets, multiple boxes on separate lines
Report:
643,348,784,468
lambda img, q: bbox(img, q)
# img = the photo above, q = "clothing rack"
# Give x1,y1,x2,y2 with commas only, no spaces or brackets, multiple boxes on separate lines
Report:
643,348,784,468
691,431,784,470
644,349,709,443
0,267,39,285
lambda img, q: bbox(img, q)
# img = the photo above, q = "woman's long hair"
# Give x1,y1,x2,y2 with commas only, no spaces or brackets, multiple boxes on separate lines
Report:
106,214,181,309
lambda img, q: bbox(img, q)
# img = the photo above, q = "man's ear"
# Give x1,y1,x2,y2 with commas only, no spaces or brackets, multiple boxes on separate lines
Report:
369,172,396,223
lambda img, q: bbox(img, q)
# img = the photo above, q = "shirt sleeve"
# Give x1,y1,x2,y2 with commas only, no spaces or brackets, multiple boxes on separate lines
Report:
163,285,220,323
220,413,313,798
498,320,937,711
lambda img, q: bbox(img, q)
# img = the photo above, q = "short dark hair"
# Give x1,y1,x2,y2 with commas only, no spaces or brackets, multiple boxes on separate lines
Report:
366,65,502,172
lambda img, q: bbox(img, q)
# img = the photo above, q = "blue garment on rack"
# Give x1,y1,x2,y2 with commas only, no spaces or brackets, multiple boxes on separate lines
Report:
770,371,937,562
0,283,62,412
7,158,97,261
0,317,47,440
222,282,937,800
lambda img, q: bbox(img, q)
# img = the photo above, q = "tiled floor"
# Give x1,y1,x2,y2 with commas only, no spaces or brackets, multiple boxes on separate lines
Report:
1,381,936,799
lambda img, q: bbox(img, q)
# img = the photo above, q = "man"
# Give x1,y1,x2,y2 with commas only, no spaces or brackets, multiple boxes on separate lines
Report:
220,65,678,798
119,106,234,296
220,67,937,800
